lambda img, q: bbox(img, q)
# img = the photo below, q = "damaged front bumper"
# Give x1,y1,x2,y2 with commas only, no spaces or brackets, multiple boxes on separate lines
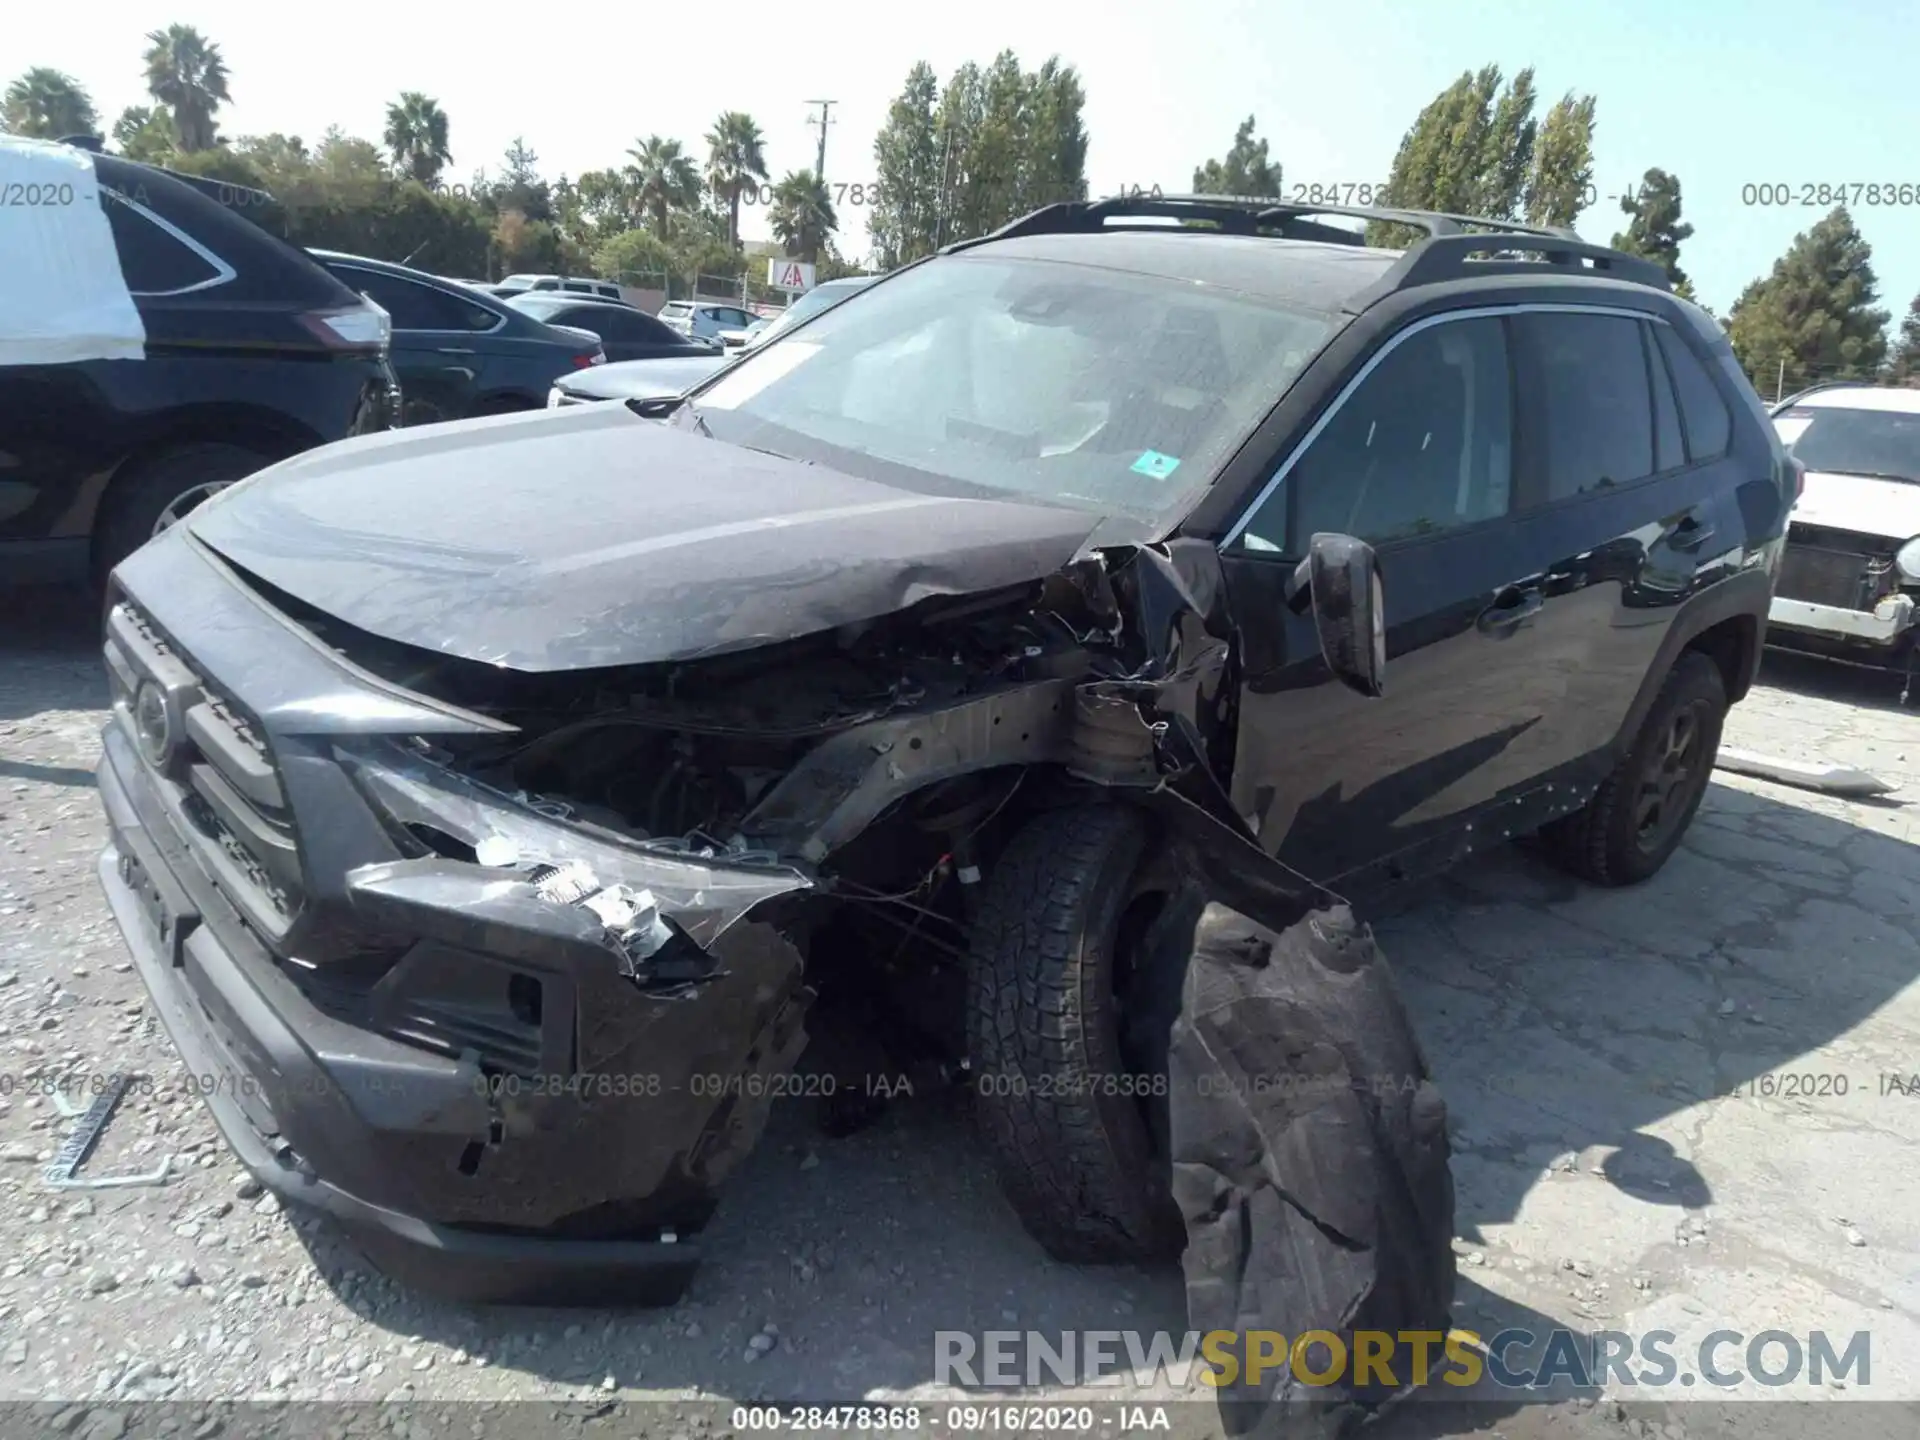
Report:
94,561,818,1305
1768,591,1917,647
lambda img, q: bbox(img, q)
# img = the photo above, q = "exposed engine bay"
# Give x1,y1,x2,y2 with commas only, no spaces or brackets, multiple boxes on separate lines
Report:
249,540,1298,1079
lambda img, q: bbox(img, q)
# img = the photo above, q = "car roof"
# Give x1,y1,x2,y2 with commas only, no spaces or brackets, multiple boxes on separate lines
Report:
310,249,466,283
510,292,630,309
1790,386,1920,414
969,230,1399,313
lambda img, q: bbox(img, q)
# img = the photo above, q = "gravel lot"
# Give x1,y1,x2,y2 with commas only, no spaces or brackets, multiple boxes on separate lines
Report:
3,584,1918,1439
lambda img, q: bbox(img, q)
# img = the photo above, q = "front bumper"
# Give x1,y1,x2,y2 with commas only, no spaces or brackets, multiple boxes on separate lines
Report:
1768,592,1917,647
94,541,813,1305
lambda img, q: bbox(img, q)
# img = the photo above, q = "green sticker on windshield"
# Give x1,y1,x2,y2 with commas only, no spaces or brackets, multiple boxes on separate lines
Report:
1131,450,1182,480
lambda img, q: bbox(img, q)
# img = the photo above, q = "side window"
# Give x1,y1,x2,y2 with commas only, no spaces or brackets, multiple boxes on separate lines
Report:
339,270,494,331
99,192,224,295
1645,323,1685,472
629,312,680,344
1237,316,1513,552
1518,312,1655,500
582,309,636,339
1655,325,1734,461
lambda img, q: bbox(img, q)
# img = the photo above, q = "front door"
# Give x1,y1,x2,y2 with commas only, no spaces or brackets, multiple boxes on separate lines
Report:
1219,310,1566,886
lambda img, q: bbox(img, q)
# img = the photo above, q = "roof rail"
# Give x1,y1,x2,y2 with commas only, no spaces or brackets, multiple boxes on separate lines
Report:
946,193,1670,304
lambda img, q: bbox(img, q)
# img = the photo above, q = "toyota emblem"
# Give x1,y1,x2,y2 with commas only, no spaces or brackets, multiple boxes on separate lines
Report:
133,681,174,768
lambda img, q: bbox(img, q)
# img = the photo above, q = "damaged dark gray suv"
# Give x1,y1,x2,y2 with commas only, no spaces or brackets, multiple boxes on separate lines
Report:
95,197,1791,1312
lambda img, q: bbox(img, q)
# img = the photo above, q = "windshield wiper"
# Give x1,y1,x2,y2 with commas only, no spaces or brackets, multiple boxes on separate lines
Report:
628,394,712,437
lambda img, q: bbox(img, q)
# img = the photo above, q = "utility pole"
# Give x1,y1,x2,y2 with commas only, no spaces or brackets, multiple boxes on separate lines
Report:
934,125,956,250
807,100,836,183
1776,356,1786,405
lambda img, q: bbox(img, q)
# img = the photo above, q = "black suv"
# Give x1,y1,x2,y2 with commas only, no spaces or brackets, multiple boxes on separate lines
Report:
0,143,397,588
93,197,1789,1307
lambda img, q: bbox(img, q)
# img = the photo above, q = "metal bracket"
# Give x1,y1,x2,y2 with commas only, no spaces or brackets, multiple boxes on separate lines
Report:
43,1074,175,1191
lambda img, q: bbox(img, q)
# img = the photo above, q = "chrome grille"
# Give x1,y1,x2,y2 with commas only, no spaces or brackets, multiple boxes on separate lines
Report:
104,600,303,940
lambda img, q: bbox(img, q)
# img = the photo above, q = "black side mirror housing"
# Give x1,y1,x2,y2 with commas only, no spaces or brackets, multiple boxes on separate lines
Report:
1287,533,1386,698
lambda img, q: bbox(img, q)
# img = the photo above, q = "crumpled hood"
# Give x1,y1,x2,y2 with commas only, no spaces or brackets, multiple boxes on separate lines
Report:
187,402,1102,672
1791,470,1920,542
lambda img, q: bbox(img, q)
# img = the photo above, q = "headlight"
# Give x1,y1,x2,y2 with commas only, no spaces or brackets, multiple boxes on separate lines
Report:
336,738,810,950
1897,537,1920,580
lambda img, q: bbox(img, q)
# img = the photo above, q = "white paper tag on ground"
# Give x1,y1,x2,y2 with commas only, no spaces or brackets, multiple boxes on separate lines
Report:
0,136,145,366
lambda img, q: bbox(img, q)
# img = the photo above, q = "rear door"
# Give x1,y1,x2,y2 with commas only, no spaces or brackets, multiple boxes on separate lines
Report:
329,265,501,424
1219,310,1565,885
1503,307,1751,787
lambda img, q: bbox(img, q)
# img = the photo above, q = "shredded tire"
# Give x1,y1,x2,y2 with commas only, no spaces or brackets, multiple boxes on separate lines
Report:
967,804,1182,1263
1171,902,1455,1437
1543,651,1727,886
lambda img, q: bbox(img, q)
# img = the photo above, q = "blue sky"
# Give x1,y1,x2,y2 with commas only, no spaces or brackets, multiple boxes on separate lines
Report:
13,0,1919,323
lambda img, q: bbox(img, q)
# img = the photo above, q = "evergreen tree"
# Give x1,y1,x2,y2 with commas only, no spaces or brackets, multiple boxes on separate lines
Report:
1191,116,1281,197
1611,167,1694,291
1888,293,1920,387
1727,207,1890,394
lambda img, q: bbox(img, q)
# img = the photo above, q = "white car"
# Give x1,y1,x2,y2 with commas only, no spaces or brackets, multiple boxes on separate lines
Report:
1767,383,1920,662
657,299,761,348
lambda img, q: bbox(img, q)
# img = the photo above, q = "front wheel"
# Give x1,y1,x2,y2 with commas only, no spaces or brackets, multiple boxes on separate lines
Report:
966,805,1185,1263
1543,651,1728,885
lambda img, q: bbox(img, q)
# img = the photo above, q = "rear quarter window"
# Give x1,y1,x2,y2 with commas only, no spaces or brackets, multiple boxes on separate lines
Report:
99,192,225,295
1654,325,1733,461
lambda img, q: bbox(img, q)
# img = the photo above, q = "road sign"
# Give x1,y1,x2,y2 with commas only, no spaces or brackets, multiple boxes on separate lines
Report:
768,259,816,293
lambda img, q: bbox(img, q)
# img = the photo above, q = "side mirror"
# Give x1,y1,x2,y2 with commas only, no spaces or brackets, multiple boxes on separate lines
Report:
1288,533,1386,698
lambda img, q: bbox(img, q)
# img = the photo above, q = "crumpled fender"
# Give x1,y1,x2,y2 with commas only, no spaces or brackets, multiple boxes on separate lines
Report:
1169,902,1456,1437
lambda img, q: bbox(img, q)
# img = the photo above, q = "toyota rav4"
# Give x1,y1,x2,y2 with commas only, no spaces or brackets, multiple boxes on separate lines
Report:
93,196,1792,1307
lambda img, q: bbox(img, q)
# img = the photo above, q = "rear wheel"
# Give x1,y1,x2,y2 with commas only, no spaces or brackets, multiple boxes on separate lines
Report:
93,442,270,587
1543,651,1727,885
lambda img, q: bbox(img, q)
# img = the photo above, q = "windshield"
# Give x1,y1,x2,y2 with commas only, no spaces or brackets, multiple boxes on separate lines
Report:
1776,405,1920,484
756,280,866,341
688,255,1334,524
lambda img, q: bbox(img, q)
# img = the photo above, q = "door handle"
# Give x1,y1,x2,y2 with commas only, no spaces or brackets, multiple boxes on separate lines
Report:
1476,586,1544,637
437,346,475,355
1669,515,1716,552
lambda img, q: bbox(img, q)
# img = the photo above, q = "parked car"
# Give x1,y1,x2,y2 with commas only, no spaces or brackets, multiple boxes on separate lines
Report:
505,294,719,364
313,251,604,424
95,195,1787,1313
1764,383,1920,669
0,135,397,589
742,275,877,350
547,353,732,407
494,273,624,300
657,298,761,348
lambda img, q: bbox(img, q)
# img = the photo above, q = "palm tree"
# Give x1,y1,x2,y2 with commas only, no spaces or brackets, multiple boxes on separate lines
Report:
142,24,231,152
704,111,767,249
625,135,700,237
3,68,99,139
769,170,837,264
111,105,175,163
383,92,452,185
